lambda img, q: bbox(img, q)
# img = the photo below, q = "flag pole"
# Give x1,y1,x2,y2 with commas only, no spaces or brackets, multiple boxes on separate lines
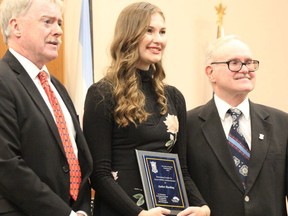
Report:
89,0,94,82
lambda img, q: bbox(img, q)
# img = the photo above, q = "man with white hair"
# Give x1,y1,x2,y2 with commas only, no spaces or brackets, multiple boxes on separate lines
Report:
0,0,92,215
186,35,288,215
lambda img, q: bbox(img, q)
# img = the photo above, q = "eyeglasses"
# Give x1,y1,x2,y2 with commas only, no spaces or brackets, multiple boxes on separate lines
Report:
211,59,260,72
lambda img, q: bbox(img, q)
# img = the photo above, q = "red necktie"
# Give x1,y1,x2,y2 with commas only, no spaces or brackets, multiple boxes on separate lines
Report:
38,71,81,200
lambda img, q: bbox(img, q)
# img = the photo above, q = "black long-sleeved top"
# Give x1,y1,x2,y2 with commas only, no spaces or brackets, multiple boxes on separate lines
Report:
83,69,205,216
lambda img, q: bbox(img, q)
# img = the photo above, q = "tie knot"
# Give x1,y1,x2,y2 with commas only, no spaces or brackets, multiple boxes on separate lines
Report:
228,108,242,122
38,71,48,85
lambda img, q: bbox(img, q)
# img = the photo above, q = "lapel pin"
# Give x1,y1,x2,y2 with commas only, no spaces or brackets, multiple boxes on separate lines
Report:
259,134,264,140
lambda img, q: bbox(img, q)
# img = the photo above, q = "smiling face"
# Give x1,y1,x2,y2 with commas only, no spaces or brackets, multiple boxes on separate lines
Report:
10,0,63,68
136,12,167,70
206,39,256,105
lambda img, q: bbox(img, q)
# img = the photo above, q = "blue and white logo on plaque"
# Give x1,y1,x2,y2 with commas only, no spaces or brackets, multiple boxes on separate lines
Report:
150,161,158,174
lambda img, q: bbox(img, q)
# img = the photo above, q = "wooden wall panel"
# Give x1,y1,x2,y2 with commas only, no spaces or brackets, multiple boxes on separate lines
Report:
0,40,7,58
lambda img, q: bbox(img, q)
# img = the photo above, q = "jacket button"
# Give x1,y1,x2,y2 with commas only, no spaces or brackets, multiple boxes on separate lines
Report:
244,196,250,202
62,166,69,173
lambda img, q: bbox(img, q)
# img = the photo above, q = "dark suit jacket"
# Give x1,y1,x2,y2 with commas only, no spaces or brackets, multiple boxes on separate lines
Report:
187,99,288,216
0,51,93,216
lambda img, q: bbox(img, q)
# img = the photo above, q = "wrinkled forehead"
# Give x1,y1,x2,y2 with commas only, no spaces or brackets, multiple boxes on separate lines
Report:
27,0,63,17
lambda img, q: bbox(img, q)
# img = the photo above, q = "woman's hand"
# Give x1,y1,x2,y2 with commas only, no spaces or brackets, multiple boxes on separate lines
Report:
177,205,210,216
138,207,171,216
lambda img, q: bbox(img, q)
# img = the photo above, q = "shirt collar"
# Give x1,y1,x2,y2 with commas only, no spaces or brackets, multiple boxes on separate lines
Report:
214,94,250,120
9,48,49,80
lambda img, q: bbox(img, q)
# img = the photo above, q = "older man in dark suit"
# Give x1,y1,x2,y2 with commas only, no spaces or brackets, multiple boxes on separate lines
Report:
187,35,288,216
0,0,92,215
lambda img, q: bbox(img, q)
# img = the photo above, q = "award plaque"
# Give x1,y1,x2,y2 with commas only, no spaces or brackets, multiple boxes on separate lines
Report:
135,150,189,215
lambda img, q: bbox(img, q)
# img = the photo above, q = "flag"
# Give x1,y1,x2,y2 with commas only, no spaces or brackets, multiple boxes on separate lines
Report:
79,0,94,91
64,0,94,125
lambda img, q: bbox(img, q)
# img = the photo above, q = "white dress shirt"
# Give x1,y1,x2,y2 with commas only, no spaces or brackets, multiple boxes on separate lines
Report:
214,94,252,150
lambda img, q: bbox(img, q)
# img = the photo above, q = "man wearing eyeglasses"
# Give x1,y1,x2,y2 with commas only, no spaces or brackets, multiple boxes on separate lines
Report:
186,35,288,216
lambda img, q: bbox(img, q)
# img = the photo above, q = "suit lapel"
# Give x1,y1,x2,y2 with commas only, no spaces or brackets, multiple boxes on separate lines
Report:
200,100,245,192
4,51,65,154
245,102,271,192
3,50,92,184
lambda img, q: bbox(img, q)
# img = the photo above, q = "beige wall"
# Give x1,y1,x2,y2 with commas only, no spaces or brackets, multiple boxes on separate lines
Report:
91,0,288,112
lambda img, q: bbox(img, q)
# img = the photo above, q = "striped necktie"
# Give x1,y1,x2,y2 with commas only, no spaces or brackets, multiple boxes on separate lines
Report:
38,71,81,200
227,108,250,189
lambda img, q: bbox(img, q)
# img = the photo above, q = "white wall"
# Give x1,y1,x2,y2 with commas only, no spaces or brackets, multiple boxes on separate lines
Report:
91,0,288,112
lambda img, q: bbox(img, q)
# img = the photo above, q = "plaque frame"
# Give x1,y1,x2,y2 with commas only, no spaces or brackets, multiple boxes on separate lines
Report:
135,150,189,215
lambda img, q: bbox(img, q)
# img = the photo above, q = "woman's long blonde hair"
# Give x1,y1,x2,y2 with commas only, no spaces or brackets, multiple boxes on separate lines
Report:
105,2,167,127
